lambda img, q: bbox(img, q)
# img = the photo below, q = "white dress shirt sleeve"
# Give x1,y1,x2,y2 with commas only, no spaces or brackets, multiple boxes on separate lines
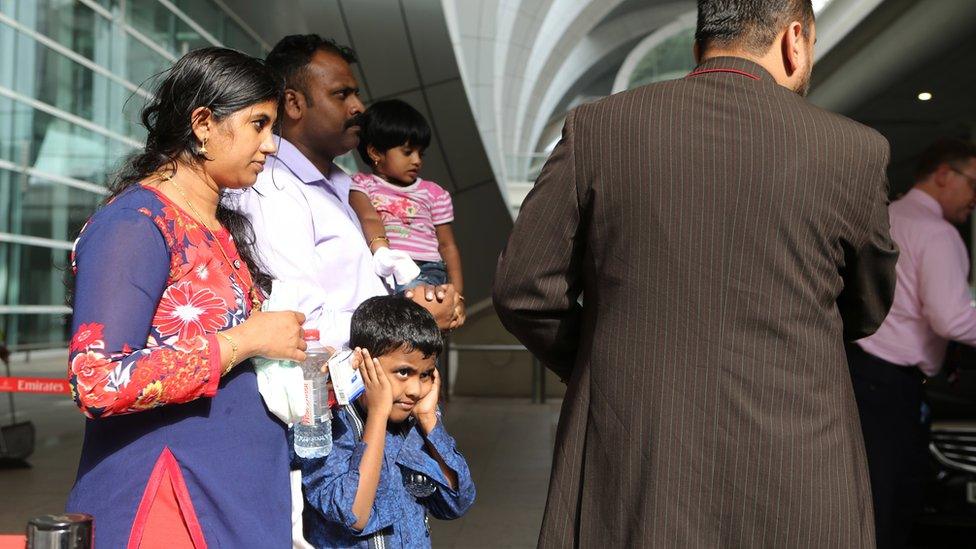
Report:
245,185,338,340
918,228,976,346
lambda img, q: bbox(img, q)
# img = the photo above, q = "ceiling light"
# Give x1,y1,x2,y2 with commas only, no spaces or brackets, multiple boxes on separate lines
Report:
918,92,933,101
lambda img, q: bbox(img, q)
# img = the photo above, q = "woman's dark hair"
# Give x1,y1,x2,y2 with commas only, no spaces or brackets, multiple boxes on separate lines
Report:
108,47,283,292
695,0,814,55
355,99,432,167
349,296,443,359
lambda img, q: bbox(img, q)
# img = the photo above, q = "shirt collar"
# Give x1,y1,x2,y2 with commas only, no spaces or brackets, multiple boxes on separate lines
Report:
271,136,327,184
687,56,776,84
905,188,944,218
268,136,353,202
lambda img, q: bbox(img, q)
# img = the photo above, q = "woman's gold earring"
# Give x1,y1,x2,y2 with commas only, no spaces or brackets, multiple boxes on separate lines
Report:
199,137,208,156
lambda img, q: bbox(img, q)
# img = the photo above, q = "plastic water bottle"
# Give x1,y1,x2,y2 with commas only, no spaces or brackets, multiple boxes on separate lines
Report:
294,329,333,458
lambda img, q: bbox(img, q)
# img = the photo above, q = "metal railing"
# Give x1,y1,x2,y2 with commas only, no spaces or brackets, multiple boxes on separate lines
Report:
443,342,547,403
5,341,68,363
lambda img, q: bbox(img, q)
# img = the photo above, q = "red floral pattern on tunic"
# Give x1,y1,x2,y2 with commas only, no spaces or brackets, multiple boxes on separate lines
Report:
68,185,259,419
154,282,228,339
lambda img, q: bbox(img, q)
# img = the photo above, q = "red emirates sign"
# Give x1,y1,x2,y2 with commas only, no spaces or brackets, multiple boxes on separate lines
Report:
0,376,70,394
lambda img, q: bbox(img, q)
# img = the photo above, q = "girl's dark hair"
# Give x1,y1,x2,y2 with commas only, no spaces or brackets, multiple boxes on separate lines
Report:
349,296,443,359
355,99,431,167
109,47,283,292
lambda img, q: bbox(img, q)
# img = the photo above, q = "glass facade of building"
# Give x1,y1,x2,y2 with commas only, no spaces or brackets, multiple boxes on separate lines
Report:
0,0,267,348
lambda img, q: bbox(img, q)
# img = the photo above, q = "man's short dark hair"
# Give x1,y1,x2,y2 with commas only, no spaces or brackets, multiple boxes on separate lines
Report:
915,138,976,181
265,34,357,101
356,99,432,165
696,0,814,55
350,296,443,359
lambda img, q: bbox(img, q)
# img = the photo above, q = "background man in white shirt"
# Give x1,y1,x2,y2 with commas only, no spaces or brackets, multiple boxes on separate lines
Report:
849,138,976,548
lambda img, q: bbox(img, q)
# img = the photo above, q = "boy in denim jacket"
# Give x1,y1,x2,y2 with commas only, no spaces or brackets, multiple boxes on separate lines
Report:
299,296,475,548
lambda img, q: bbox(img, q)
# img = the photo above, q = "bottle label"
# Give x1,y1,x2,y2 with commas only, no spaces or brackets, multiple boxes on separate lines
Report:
301,379,314,426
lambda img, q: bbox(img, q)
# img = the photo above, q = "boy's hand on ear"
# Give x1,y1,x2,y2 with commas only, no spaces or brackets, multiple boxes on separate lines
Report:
414,368,441,433
359,348,393,420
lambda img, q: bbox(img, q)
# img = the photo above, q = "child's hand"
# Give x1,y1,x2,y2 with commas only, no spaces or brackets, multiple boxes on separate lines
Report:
413,367,441,433
359,348,393,419
319,345,337,374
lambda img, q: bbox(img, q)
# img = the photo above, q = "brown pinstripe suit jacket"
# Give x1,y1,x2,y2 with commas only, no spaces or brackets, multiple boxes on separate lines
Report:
493,57,898,548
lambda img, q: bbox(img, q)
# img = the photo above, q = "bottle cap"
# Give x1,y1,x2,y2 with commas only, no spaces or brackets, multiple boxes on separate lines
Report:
304,329,320,341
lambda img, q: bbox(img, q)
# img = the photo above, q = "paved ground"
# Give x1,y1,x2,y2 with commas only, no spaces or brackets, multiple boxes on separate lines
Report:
0,352,561,548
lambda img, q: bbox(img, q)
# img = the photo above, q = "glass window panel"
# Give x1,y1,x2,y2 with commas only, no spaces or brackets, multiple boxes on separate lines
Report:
628,28,696,89
0,242,72,347
174,0,223,40
9,311,71,347
1,4,146,139
7,0,107,62
0,106,133,187
0,166,105,243
223,22,263,57
95,0,121,11
126,0,214,57
124,32,172,89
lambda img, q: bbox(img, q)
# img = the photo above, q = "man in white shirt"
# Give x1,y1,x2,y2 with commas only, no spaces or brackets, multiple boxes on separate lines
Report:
228,34,460,548
849,137,976,548
232,34,459,347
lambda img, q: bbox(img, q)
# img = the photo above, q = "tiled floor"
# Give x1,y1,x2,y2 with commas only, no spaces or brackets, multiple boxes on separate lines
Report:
0,353,561,548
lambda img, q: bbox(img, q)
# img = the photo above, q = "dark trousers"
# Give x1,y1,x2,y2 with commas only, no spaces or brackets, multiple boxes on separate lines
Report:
846,343,929,549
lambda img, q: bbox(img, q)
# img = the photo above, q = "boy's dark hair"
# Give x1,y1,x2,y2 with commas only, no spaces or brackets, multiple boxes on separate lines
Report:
695,0,814,55
915,138,976,181
350,296,443,359
265,34,357,103
356,99,432,166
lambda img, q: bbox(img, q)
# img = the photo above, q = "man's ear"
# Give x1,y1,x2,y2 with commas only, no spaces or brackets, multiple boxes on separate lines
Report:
693,41,702,64
781,21,804,76
283,89,305,121
934,164,953,188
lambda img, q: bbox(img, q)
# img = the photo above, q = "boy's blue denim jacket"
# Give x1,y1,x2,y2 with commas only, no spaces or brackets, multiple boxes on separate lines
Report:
300,403,476,548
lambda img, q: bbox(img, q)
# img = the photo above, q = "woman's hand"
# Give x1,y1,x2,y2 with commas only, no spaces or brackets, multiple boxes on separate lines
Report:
359,348,393,420
413,367,441,433
226,310,306,364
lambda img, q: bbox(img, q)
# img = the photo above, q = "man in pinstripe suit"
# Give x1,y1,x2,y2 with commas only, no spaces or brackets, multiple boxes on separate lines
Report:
494,1,898,546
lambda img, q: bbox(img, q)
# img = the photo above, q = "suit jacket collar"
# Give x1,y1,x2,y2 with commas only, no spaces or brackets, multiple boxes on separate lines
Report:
688,56,777,85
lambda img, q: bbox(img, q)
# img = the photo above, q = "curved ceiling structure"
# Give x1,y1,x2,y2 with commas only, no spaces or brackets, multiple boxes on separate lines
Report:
443,0,872,214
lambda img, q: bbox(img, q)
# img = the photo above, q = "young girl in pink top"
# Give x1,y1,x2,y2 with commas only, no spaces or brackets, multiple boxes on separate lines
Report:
350,100,464,322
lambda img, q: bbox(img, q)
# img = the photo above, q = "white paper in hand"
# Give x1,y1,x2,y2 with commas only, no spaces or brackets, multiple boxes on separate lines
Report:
329,349,364,405
254,280,306,425
373,247,421,287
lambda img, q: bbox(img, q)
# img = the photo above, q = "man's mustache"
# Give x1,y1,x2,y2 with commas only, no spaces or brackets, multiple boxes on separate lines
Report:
344,114,364,129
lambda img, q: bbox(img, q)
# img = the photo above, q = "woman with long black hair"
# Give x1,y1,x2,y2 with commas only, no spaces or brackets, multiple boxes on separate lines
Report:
66,47,305,548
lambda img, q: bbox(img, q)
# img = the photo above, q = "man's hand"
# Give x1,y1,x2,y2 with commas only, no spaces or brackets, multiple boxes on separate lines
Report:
406,284,461,331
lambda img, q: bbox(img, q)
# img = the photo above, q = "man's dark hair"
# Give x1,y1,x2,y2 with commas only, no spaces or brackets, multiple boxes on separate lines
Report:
915,138,976,181
696,0,814,55
265,34,357,102
356,99,432,166
350,296,443,359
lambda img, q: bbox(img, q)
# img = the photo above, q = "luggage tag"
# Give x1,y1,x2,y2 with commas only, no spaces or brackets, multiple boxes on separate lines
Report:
328,349,364,405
